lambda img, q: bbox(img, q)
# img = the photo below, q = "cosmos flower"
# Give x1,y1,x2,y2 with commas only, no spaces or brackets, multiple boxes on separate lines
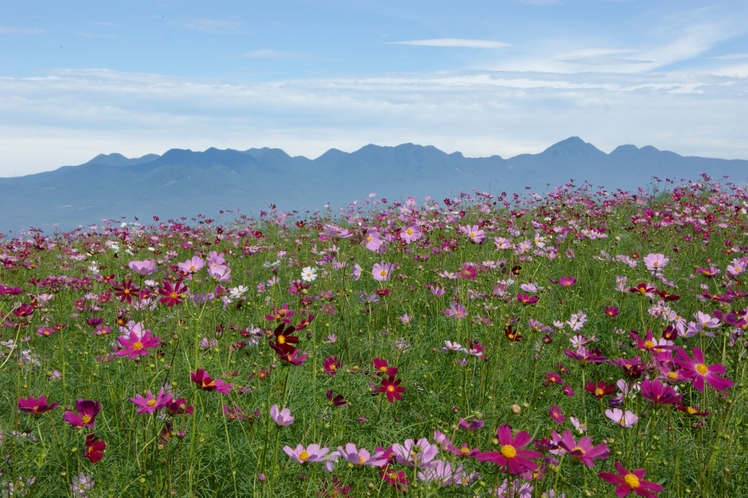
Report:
599,462,662,497
476,425,541,475
18,395,59,415
270,405,294,426
283,444,329,464
63,399,101,429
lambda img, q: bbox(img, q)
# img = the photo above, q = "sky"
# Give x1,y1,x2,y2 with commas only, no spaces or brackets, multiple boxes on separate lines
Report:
1,0,747,177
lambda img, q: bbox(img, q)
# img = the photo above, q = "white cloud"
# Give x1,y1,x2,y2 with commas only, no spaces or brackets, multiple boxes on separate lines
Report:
388,38,510,49
0,25,44,35
0,67,746,178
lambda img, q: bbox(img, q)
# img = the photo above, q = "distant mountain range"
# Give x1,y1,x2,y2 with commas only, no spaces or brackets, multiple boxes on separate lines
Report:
1,137,746,233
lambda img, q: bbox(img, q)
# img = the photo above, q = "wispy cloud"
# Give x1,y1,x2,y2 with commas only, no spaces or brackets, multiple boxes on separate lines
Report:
0,66,746,177
388,38,510,49
239,49,311,59
169,18,247,35
0,25,44,35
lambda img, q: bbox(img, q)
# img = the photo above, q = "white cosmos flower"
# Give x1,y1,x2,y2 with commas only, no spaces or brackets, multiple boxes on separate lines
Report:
301,266,318,282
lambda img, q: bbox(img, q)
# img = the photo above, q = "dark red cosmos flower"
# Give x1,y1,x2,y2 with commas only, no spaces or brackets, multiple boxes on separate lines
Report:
628,283,655,296
158,280,188,306
585,381,616,399
18,395,59,415
323,356,342,376
655,289,680,301
326,389,347,407
373,358,398,377
191,369,233,394
504,325,522,342
13,303,34,318
381,465,409,492
84,433,106,463
63,399,101,428
271,323,298,348
167,397,194,415
604,305,620,317
112,279,140,304
379,375,405,403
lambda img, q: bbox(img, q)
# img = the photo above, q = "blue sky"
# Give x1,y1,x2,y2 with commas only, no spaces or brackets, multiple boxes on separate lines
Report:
1,0,747,177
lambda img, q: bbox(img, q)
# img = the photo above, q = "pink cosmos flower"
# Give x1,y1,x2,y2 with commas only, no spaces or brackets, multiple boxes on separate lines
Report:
391,438,439,467
643,254,669,272
674,347,733,392
459,224,486,244
130,388,172,414
554,430,609,467
605,408,638,428
549,404,565,425
372,261,395,281
445,304,468,319
641,379,682,406
283,443,329,464
400,223,422,244
269,404,294,426
599,462,663,497
128,259,157,275
476,425,541,475
177,255,204,274
364,229,383,252
115,329,160,359
337,443,388,466
63,399,101,428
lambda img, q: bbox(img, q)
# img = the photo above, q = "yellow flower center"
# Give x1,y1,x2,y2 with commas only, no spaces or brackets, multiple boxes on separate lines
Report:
380,270,387,277
329,364,336,371
644,340,655,349
667,372,678,380
695,363,708,375
380,366,387,372
189,265,196,271
687,407,698,415
595,388,604,397
81,415,92,424
624,473,641,489
460,447,470,456
387,385,395,393
359,455,366,464
572,446,586,456
407,228,413,235
133,341,143,350
147,399,156,407
500,444,517,459
299,451,309,462
278,335,286,345
170,292,179,299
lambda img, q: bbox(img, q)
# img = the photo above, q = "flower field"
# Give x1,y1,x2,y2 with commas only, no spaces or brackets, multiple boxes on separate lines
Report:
2,176,748,497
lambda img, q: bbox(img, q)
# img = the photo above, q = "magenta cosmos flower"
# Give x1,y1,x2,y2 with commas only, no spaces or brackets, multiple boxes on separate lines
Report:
476,425,541,474
372,261,395,281
641,379,682,406
18,396,59,415
63,399,101,428
115,329,160,359
283,443,329,464
675,347,733,392
554,430,609,467
270,404,294,426
599,462,663,497
130,388,173,414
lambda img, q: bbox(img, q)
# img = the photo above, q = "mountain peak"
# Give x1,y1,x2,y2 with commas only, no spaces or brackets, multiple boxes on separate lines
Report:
541,137,606,159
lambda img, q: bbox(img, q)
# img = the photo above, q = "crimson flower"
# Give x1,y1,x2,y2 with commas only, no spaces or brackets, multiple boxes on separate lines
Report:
323,356,342,375
167,397,194,415
599,462,663,497
476,425,541,474
18,395,59,415
191,369,233,394
373,358,398,377
504,325,522,342
84,434,106,463
13,303,34,318
158,280,188,306
112,279,140,303
604,305,620,317
270,322,299,347
379,375,405,403
585,381,616,399
628,283,656,297
326,389,347,407
63,399,101,428
558,276,577,287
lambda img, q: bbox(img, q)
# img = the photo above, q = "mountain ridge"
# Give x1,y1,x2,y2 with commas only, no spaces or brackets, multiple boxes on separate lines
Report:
1,137,746,233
